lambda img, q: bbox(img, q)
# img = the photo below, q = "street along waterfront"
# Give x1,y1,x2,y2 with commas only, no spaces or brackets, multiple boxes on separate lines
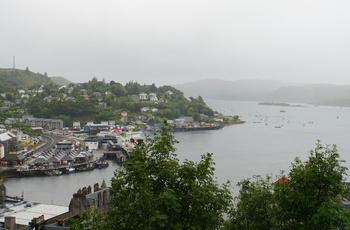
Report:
4,100,350,206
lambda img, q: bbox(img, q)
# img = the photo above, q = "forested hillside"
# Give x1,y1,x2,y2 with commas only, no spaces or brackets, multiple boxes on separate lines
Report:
50,76,73,85
0,77,220,127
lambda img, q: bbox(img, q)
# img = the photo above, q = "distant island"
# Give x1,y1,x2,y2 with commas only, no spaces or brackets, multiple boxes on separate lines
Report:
258,102,290,106
174,79,350,107
258,102,304,107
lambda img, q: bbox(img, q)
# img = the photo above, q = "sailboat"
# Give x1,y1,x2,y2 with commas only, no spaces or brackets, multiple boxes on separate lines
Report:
274,116,284,128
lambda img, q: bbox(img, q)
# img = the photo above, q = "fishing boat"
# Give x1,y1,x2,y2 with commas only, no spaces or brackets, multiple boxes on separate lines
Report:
45,169,62,176
96,161,109,169
67,167,76,173
76,163,95,172
95,156,109,169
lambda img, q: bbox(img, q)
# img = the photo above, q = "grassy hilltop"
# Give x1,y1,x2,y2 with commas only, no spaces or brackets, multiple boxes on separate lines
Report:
0,68,54,88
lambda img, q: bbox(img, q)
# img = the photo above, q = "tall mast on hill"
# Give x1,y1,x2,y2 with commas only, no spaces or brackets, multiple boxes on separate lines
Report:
13,56,16,70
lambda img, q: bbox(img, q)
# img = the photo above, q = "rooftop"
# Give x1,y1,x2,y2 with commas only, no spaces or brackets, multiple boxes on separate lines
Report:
0,201,68,226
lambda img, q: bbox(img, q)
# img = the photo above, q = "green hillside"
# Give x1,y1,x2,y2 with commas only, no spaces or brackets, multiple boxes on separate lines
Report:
0,68,54,88
50,76,74,85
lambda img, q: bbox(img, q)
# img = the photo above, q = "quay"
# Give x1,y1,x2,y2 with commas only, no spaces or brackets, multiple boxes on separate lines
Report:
103,144,131,163
173,125,222,132
1,147,109,179
104,151,127,163
17,160,98,177
1,127,144,178
1,156,108,178
0,132,110,178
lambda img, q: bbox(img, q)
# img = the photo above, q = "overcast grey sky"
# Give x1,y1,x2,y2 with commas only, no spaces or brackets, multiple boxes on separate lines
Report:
2,0,350,86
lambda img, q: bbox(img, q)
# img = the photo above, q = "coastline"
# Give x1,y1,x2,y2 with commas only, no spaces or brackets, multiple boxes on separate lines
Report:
222,120,245,127
172,119,245,132
0,160,104,179
173,125,222,132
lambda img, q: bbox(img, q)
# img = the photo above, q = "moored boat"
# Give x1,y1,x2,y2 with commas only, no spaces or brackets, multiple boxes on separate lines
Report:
45,169,62,176
95,155,109,169
96,161,109,169
67,167,76,173
76,163,95,171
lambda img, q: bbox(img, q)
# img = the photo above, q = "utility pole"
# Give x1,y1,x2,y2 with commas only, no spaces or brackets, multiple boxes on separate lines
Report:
13,56,16,70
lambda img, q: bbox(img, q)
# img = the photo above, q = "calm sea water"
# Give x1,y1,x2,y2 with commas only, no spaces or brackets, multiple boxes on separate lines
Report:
4,100,350,206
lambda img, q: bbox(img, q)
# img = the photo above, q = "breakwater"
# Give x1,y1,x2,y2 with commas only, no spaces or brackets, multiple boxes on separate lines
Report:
1,160,104,179
173,125,222,132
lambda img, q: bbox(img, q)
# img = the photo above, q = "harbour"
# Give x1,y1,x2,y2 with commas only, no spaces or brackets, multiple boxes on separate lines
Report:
1,145,110,179
4,100,350,206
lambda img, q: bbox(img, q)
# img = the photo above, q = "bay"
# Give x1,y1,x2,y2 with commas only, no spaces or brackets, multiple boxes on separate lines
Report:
176,100,350,186
4,100,350,206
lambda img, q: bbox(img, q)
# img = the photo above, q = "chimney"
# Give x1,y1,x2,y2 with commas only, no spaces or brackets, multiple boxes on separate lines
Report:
87,186,92,194
5,216,16,230
82,187,87,195
94,183,99,192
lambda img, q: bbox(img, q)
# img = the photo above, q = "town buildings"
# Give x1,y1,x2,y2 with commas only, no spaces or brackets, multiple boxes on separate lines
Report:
0,179,109,230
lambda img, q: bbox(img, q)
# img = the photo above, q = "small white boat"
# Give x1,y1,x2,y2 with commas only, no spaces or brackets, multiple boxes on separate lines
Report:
45,169,62,176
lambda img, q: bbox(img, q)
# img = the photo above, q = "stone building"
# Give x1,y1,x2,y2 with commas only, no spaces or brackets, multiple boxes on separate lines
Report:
23,117,63,130
68,181,109,218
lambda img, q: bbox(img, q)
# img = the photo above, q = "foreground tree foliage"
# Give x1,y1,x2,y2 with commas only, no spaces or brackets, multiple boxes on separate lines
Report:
226,141,350,230
105,120,232,229
72,135,350,229
70,208,103,230
228,175,275,230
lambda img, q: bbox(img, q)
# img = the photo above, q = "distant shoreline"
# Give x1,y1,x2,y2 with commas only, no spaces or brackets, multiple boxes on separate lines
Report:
222,120,245,127
258,102,304,107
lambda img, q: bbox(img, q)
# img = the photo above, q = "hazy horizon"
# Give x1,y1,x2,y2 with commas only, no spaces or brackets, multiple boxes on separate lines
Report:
2,1,350,86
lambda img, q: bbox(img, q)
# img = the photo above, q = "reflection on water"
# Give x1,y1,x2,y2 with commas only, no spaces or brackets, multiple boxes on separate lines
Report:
4,100,350,205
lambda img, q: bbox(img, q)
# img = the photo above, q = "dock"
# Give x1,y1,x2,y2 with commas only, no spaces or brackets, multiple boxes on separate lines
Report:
173,125,222,132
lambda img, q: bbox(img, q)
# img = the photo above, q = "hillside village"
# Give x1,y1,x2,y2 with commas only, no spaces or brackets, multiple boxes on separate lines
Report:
0,71,240,169
0,70,240,128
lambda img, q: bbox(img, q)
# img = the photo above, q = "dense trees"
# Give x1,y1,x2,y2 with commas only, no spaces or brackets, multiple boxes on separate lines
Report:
109,81,127,97
106,121,232,229
17,79,216,126
226,141,350,230
1,76,219,127
70,208,103,230
26,98,97,121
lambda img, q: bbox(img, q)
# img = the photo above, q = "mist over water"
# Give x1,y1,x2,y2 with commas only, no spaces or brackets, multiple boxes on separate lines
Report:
4,100,350,206
193,100,350,183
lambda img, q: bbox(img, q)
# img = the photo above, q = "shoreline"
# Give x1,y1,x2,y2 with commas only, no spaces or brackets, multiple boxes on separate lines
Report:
1,158,108,179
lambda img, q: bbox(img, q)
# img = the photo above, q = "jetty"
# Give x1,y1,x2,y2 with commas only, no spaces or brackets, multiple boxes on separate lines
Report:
173,125,222,132
17,160,98,177
103,143,131,163
1,148,108,178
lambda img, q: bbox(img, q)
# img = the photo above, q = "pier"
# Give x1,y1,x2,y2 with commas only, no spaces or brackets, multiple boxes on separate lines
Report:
17,160,98,177
173,125,222,132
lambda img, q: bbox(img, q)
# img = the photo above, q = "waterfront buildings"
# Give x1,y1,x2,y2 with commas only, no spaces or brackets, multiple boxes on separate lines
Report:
0,179,109,230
